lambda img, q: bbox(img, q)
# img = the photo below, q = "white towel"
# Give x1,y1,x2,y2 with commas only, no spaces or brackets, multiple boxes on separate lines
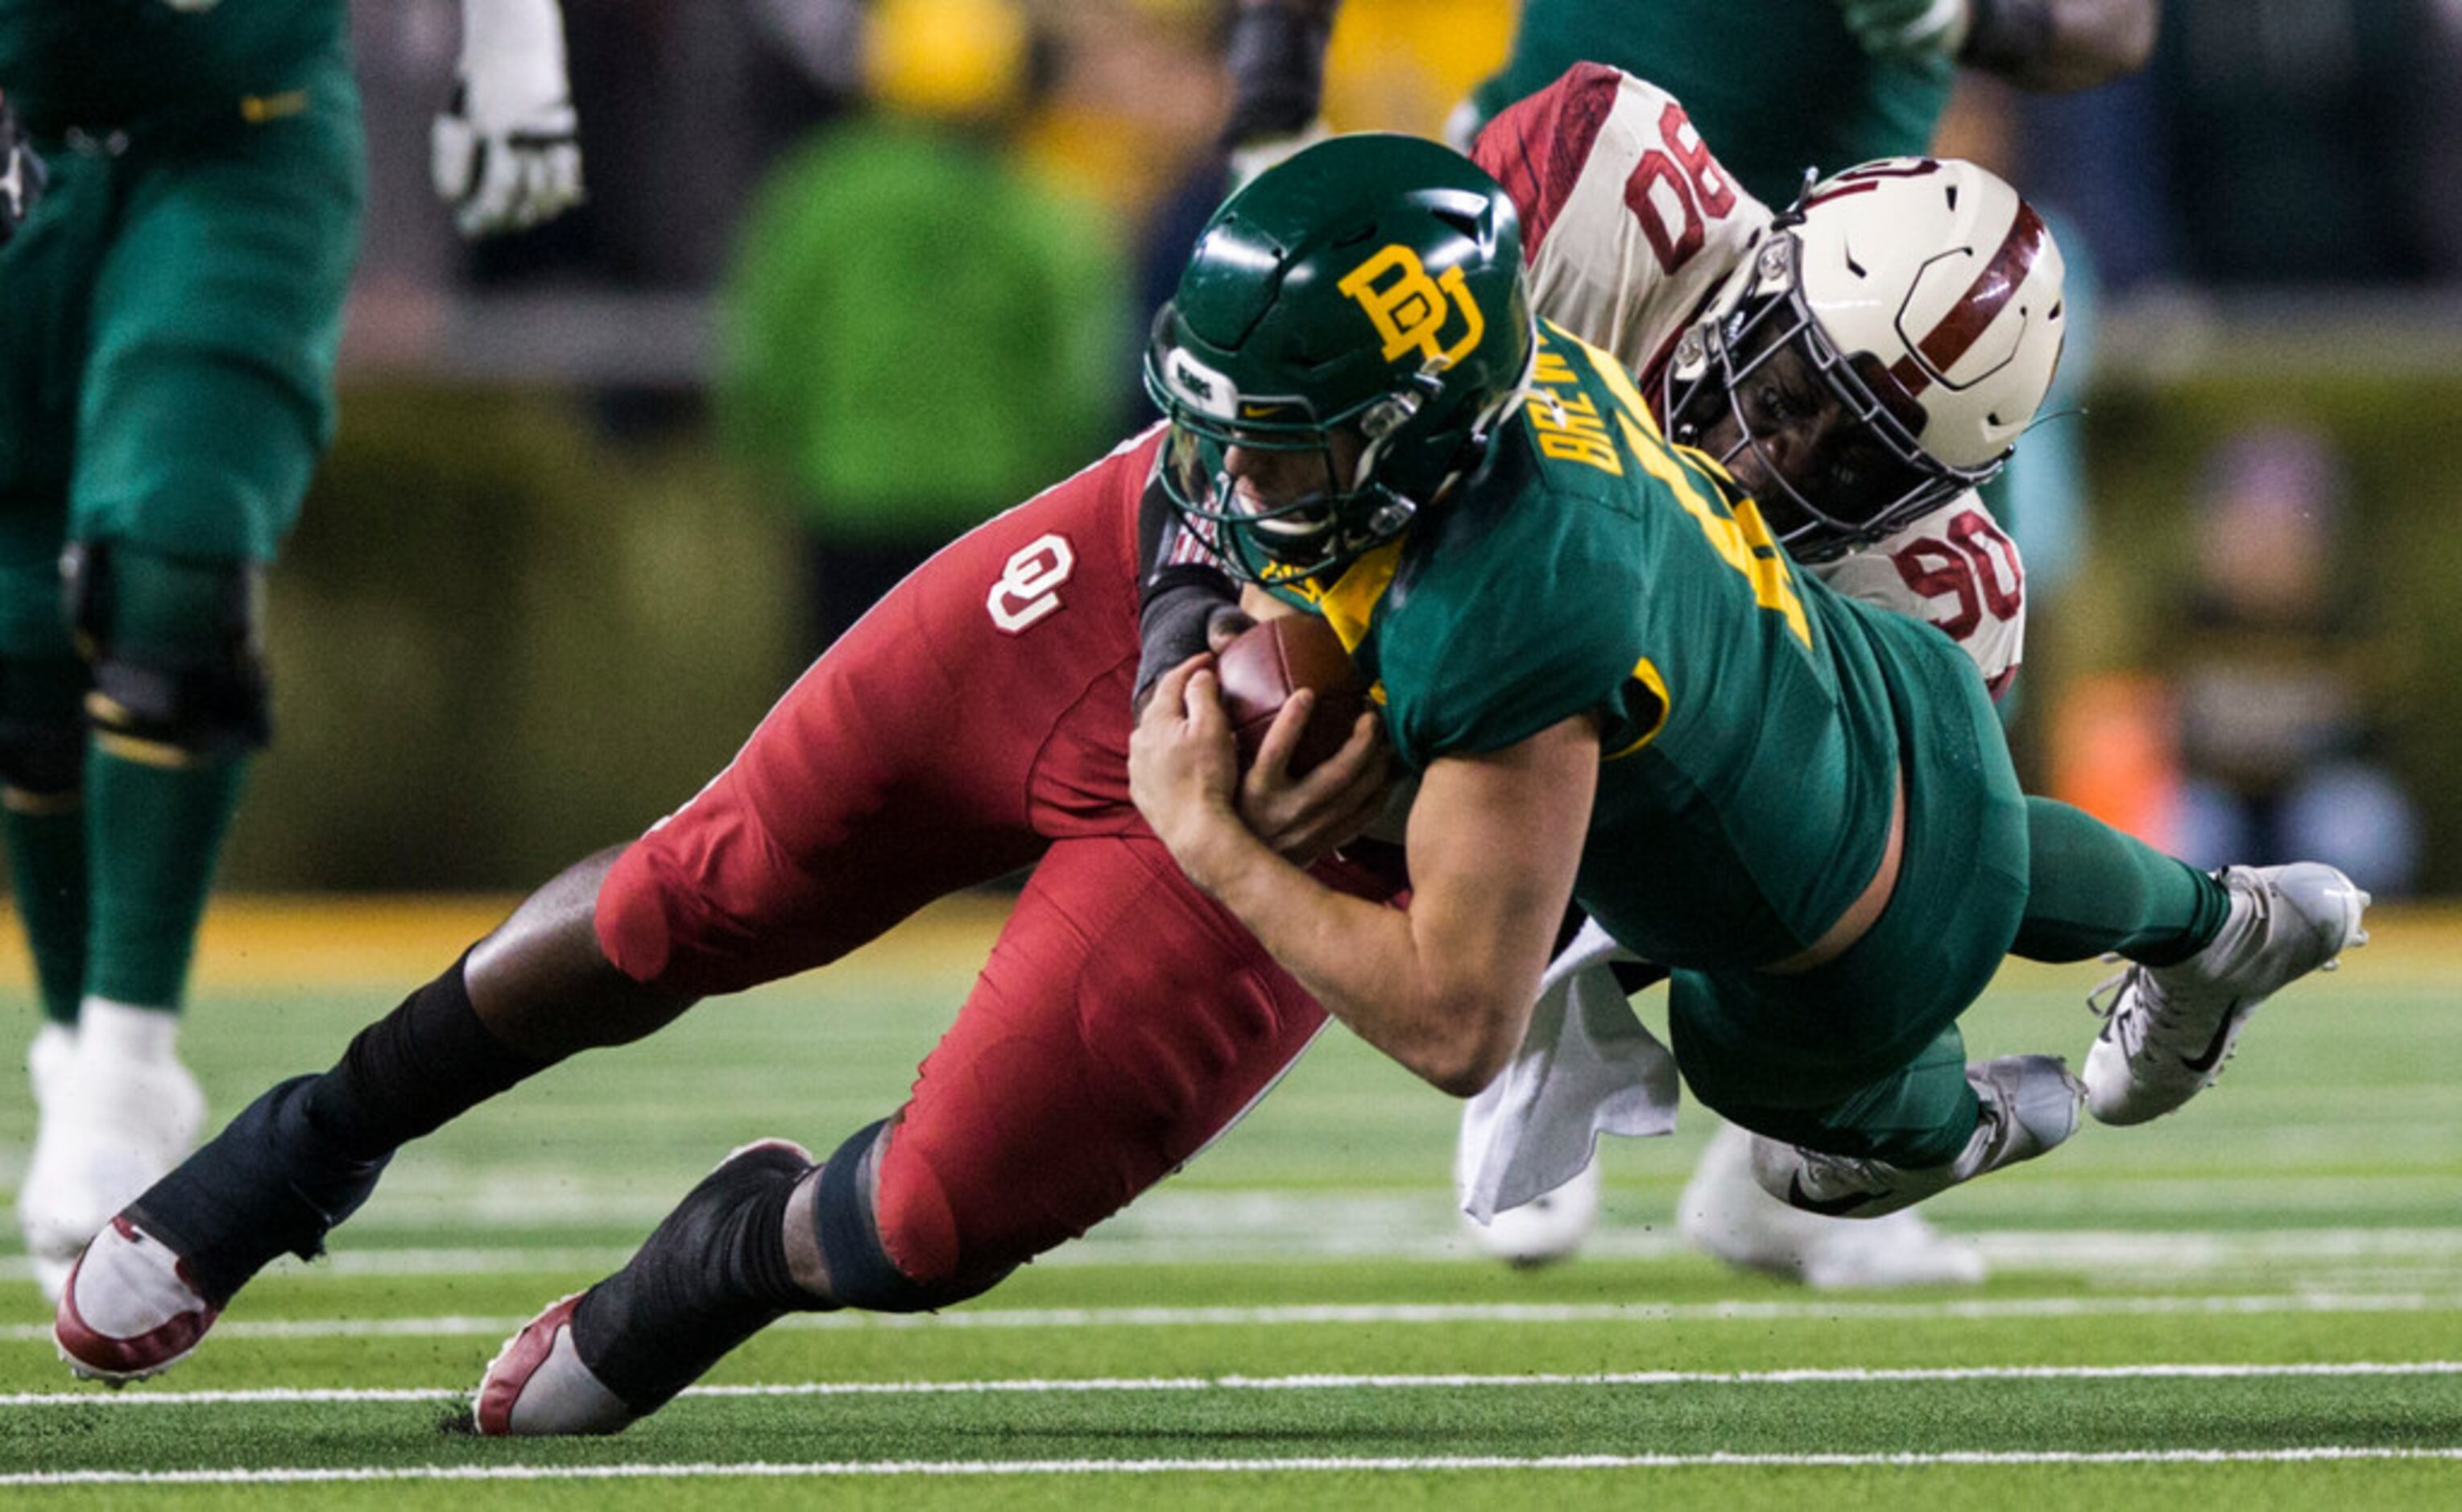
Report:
1456,918,1682,1222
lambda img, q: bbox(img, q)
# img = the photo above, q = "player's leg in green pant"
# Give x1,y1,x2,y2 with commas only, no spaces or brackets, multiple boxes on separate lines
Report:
0,618,92,1033
2011,796,2231,965
0,142,111,1293
0,139,106,1042
15,54,364,1295
72,543,262,1014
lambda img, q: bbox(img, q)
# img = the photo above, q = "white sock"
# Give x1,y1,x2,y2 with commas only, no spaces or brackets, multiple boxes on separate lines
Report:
77,998,181,1063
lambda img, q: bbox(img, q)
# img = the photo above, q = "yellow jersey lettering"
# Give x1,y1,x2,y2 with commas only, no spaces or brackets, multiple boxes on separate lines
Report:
1528,387,1622,474
1536,326,1810,649
1523,337,1622,475
1583,343,1670,445
1617,413,1812,649
1531,346,1580,386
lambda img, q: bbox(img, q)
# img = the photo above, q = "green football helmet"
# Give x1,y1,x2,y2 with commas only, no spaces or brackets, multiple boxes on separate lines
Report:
1143,133,1535,584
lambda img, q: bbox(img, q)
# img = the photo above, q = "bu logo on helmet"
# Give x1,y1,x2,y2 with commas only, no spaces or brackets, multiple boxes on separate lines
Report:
1338,245,1486,369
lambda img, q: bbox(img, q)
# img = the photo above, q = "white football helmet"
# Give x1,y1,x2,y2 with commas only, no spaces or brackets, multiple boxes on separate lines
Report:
1664,157,2066,560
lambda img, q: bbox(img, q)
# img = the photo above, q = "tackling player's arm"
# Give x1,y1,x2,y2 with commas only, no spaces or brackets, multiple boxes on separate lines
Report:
1133,657,1595,1097
1838,0,2158,93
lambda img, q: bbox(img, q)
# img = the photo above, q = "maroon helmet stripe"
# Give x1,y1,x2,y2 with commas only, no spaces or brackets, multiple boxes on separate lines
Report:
1885,200,2049,399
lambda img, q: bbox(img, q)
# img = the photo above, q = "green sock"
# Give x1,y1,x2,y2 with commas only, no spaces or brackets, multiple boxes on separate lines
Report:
2011,797,2229,966
2,797,88,1027
85,744,249,1010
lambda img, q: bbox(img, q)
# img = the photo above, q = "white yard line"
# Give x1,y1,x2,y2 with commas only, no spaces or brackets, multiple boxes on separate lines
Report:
4,1358,2460,1408
9,1289,2462,1347
7,1224,2459,1281
7,1447,2462,1485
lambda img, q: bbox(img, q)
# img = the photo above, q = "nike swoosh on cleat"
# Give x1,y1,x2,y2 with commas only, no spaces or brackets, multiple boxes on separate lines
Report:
2178,1002,2246,1074
1786,1174,1880,1218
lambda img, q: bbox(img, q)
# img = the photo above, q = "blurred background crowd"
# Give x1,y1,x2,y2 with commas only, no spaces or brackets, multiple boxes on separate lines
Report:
252,0,2458,896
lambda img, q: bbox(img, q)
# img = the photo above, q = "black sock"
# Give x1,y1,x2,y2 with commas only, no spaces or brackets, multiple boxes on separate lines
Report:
575,1144,817,1411
736,1168,815,1312
304,953,548,1162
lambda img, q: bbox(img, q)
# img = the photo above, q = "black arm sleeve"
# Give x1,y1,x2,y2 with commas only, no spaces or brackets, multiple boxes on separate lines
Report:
1136,567,1240,707
1136,476,1241,706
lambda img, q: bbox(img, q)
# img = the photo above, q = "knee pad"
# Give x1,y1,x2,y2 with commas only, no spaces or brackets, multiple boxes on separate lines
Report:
809,1118,1015,1313
0,655,89,799
65,541,271,759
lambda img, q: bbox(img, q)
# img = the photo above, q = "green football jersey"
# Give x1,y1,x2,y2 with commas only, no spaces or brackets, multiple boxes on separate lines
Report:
0,0,346,139
1270,323,1903,970
1465,0,1951,208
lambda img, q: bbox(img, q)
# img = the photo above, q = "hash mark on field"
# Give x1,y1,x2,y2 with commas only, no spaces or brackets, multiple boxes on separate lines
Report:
8,1448,2462,1485
6,1360,2458,1408
8,1290,2462,1348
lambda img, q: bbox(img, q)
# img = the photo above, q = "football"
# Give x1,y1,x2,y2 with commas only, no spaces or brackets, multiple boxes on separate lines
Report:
1214,614,1371,777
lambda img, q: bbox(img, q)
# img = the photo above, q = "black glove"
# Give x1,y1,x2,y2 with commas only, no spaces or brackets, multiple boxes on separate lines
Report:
1220,1,1337,151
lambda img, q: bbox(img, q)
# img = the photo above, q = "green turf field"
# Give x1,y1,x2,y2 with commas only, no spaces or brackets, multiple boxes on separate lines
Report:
2,900,2456,1506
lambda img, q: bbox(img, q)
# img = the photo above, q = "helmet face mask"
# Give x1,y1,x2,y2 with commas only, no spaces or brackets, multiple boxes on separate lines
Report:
1143,134,1534,585
1149,342,1438,585
1664,158,2066,562
1665,233,1967,562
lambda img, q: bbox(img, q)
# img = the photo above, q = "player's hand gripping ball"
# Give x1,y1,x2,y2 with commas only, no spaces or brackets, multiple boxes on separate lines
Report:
1213,615,1370,778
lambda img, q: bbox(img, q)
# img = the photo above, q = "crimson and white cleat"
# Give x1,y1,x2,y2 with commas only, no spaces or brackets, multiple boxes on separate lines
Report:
2085,863,2369,1126
53,1216,221,1385
474,1292,641,1436
1680,1121,1986,1288
19,1006,205,1303
1750,1056,2083,1220
473,1138,820,1436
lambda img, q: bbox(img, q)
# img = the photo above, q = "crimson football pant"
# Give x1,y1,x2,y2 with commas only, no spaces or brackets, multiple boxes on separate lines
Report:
594,433,1341,1290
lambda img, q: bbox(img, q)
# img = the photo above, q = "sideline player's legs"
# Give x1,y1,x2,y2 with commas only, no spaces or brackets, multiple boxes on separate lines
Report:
13,59,364,1299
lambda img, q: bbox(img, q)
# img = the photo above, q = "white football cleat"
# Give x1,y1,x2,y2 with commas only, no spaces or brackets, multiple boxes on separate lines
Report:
1679,1121,1985,1288
54,1215,221,1385
1750,1055,2083,1220
2084,863,2369,1126
19,1003,205,1303
1463,1159,1601,1268
474,1292,641,1436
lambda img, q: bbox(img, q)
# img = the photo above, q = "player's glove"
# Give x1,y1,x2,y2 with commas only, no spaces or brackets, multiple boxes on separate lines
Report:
432,0,585,239
1835,0,1972,62
0,89,46,248
1221,1,1337,188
